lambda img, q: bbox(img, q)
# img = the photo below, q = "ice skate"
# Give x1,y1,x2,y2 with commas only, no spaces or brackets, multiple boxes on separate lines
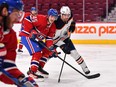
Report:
76,57,90,74
38,65,49,78
82,66,90,74
27,68,44,82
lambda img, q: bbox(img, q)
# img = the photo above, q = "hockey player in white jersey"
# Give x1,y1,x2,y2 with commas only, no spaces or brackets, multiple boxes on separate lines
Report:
39,6,90,77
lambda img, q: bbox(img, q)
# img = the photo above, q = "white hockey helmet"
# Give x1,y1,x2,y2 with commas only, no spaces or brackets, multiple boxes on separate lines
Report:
60,6,71,15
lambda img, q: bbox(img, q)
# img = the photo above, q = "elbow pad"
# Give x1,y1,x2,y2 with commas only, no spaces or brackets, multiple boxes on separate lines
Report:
69,21,76,33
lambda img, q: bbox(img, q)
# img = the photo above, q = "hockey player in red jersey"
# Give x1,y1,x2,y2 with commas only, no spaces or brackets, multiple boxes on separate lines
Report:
19,8,58,80
18,7,37,53
0,0,38,87
39,6,90,76
17,9,31,52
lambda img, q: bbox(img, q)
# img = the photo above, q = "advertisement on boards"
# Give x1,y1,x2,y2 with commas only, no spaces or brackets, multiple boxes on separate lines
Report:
13,23,116,44
72,23,116,44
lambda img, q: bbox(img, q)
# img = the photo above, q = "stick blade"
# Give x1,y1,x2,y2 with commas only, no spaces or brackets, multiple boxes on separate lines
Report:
86,73,100,79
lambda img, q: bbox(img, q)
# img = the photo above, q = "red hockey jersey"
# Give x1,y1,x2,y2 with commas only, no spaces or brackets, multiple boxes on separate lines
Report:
20,14,56,47
0,28,24,84
19,11,30,23
0,28,17,61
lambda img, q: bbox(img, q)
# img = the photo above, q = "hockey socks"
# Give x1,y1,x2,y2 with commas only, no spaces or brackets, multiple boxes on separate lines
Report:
76,57,90,74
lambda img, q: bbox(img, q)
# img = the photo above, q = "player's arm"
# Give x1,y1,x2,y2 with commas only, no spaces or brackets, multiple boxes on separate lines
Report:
69,12,76,33
46,23,56,48
22,16,33,35
45,23,58,57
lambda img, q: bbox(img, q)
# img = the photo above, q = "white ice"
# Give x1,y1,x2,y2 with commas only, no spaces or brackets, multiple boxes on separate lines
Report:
0,44,116,87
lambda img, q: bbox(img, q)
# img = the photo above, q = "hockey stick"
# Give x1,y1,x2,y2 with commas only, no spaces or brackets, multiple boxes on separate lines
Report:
38,41,100,79
1,69,26,87
58,32,72,83
57,56,100,79
58,53,66,83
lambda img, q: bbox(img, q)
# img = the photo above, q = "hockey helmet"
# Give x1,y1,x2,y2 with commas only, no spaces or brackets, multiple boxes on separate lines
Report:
48,8,58,19
60,6,71,15
0,0,24,13
31,7,36,11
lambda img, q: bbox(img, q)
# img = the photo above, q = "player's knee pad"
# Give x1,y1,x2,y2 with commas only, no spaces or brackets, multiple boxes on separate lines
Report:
70,50,81,60
32,52,42,60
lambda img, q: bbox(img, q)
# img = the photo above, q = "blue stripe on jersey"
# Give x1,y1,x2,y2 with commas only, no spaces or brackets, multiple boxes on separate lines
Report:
46,36,52,40
40,57,47,62
26,16,31,21
21,36,43,55
3,62,16,69
31,61,39,66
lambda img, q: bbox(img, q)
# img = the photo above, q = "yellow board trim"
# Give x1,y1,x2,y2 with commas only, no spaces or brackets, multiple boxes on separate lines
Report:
18,39,116,44
72,40,116,44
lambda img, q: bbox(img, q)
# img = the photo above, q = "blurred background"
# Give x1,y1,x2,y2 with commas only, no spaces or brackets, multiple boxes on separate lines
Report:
22,0,116,22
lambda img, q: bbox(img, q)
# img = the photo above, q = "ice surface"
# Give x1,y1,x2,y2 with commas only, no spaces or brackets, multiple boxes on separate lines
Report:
0,44,116,87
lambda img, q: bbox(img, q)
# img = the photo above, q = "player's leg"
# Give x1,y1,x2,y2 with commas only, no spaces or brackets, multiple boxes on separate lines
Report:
21,36,44,81
39,45,60,78
27,51,45,81
39,48,52,78
18,42,23,52
63,38,90,74
0,68,38,87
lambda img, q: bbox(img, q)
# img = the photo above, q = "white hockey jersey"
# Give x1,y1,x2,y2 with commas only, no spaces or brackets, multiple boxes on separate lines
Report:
54,15,73,46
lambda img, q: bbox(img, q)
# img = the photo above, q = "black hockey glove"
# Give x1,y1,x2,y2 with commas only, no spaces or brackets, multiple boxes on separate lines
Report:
69,21,76,33
60,44,70,54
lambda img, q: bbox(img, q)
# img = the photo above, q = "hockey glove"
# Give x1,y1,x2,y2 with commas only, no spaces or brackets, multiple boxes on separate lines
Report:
29,30,38,40
45,38,58,57
30,30,44,42
69,21,76,33
60,44,70,54
50,49,58,58
0,43,7,70
20,76,38,87
48,45,58,58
